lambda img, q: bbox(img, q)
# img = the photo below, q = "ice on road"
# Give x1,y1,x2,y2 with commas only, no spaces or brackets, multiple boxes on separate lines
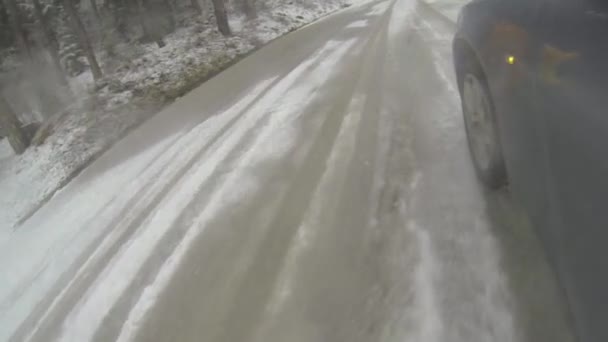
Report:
0,0,574,341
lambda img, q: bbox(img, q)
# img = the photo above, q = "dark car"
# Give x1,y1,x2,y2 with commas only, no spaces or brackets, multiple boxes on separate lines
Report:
453,0,608,341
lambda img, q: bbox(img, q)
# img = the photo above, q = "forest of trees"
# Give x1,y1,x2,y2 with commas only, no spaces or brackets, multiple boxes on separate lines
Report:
0,0,257,154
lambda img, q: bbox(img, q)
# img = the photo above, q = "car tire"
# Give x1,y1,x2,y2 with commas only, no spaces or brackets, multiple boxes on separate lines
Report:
460,68,507,189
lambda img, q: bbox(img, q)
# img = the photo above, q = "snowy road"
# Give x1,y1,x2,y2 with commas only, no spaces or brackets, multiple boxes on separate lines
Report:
1,0,575,341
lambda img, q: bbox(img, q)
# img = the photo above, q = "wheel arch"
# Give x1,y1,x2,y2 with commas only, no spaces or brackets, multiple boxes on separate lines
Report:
453,37,488,94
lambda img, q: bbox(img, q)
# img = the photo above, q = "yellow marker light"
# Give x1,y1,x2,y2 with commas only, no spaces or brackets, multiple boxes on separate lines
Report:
507,55,516,65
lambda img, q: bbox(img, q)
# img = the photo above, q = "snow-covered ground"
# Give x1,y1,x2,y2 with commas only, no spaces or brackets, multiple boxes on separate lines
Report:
0,0,357,230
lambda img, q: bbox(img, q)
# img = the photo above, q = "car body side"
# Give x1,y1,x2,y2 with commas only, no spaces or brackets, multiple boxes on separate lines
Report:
453,1,608,341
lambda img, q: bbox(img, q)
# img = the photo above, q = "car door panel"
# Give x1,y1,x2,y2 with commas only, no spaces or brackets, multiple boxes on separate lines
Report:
537,1,608,341
477,0,554,241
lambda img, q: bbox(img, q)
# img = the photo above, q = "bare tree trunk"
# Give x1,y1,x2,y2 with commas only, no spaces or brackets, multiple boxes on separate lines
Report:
90,0,101,21
136,0,165,48
31,0,70,87
108,0,129,40
190,0,202,14
135,0,149,39
211,0,231,36
162,0,176,29
3,0,32,58
241,0,256,20
165,0,177,32
62,0,103,80
0,95,29,154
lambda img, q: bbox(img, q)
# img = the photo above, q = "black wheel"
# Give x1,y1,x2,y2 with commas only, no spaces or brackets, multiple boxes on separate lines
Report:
461,70,507,189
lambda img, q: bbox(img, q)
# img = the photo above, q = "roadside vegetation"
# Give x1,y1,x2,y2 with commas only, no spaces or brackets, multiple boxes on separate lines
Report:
0,0,352,228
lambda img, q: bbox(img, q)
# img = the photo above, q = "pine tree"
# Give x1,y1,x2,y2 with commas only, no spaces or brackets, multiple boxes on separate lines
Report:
240,0,256,20
61,0,102,80
136,0,165,47
190,0,202,14
3,0,32,58
0,3,12,49
53,2,87,77
211,0,230,36
106,0,129,40
31,0,68,86
89,0,99,21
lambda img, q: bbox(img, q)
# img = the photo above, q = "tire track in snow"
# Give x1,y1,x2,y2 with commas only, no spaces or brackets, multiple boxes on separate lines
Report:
2,133,183,314
390,5,519,341
118,38,367,342
221,5,396,341
407,219,443,342
4,8,382,337
45,36,362,342
16,16,375,341
8,134,185,342
1,133,183,342
19,78,277,342
113,17,390,339
93,40,359,341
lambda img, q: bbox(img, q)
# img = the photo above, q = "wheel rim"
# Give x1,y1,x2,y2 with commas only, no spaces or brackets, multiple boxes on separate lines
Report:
462,74,498,171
